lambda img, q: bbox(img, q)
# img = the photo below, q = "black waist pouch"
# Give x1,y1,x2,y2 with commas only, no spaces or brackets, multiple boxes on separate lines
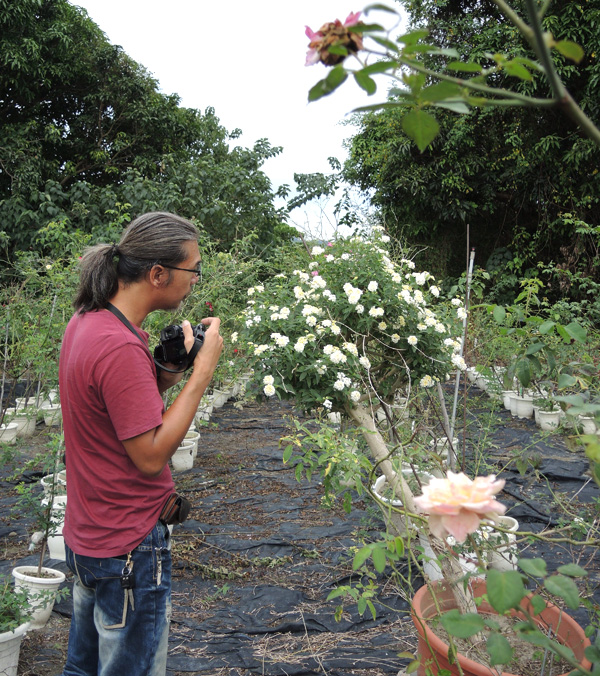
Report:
159,493,191,525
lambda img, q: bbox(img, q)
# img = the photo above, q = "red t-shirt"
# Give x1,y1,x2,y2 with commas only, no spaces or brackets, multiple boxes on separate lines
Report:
59,309,174,557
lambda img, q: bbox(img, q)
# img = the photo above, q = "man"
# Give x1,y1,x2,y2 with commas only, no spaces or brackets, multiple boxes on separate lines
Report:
59,212,223,676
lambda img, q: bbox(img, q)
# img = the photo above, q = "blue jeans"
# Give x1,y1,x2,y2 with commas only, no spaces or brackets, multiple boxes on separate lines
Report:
61,521,172,676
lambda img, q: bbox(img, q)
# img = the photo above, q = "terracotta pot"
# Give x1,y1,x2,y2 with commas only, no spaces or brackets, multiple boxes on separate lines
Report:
411,579,591,676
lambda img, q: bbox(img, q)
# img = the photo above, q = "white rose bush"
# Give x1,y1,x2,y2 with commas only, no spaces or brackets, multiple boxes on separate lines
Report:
237,229,468,537
238,228,464,416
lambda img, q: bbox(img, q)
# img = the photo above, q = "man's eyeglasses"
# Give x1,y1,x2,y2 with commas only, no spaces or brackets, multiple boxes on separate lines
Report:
160,262,202,281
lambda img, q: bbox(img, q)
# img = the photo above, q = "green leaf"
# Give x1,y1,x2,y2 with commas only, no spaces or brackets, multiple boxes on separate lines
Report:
584,645,600,662
308,66,348,102
372,546,387,573
447,61,483,73
401,109,440,151
362,60,398,75
504,60,533,81
545,574,580,610
347,23,384,33
518,558,547,578
282,444,293,463
558,373,577,389
517,627,553,649
370,35,400,52
327,44,349,57
441,610,485,638
354,70,377,95
538,320,556,334
434,100,470,114
487,632,514,665
557,564,588,578
327,586,348,600
398,29,430,45
554,40,585,63
420,81,462,102
493,305,506,324
394,536,405,557
564,322,587,342
556,324,570,342
525,342,545,355
529,595,547,616
353,546,372,570
406,660,420,674
364,3,400,15
515,359,532,388
487,569,526,613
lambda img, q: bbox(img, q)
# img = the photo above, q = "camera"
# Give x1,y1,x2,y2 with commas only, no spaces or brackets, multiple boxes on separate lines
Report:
153,323,205,368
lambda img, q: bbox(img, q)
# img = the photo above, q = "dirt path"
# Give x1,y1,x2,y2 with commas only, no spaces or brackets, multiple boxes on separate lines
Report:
2,392,598,675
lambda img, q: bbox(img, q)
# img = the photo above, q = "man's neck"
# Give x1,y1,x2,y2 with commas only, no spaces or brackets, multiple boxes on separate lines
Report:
108,289,151,328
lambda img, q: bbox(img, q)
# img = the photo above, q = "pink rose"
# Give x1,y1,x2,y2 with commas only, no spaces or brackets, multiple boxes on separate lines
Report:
414,471,506,543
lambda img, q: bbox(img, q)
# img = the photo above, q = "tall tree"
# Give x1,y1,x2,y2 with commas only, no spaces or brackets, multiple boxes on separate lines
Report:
342,0,600,284
0,0,292,253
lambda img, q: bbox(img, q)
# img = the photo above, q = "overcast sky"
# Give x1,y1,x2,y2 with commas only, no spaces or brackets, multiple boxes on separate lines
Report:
70,0,400,235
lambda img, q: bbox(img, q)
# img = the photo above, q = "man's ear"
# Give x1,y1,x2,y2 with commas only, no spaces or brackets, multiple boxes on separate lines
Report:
148,265,171,288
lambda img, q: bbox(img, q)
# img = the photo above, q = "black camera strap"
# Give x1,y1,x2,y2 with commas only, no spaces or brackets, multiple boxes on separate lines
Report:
105,302,197,374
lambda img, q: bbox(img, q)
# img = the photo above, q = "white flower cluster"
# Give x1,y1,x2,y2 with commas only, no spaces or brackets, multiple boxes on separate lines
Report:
343,282,363,305
451,354,467,371
270,333,290,348
263,374,276,396
324,344,347,364
270,306,290,321
333,372,352,391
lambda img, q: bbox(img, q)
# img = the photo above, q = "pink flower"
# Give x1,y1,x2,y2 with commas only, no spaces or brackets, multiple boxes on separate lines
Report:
311,270,319,276
414,471,506,543
305,12,363,67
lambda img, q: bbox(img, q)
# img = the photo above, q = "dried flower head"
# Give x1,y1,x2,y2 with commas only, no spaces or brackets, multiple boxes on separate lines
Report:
305,12,363,66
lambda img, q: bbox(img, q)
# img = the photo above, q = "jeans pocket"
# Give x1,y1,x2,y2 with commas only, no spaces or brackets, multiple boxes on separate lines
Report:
100,587,131,630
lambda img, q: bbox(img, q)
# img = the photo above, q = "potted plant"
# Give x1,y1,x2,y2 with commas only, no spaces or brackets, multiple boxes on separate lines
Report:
0,578,30,676
11,433,67,629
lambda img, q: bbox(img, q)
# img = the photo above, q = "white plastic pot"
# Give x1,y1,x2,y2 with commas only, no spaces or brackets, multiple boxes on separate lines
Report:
537,409,561,432
0,423,18,444
579,416,597,435
211,388,230,409
502,390,517,411
3,407,36,438
40,470,67,498
184,430,200,460
171,442,194,472
12,566,66,630
0,621,30,676
511,394,534,419
483,515,519,572
41,495,67,561
40,403,62,427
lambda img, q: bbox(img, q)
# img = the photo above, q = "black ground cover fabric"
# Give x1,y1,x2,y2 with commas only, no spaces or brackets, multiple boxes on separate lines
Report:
2,385,599,675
